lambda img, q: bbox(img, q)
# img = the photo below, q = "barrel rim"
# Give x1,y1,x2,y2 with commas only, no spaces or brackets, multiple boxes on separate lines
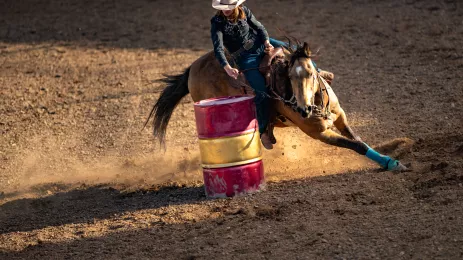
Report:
201,157,262,169
194,95,255,107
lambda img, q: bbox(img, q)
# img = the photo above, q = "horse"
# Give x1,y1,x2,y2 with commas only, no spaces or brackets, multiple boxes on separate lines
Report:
146,41,407,172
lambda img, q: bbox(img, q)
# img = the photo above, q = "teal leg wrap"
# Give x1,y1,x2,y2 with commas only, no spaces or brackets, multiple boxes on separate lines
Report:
365,146,397,169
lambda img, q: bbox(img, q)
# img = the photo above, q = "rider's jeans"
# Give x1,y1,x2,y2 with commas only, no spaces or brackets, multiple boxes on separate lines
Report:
236,38,286,133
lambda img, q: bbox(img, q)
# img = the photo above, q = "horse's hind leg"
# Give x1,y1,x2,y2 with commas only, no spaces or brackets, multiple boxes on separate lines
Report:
333,109,362,142
308,129,406,171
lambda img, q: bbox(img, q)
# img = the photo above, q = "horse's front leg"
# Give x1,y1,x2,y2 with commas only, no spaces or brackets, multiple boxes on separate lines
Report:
327,95,362,141
309,129,407,171
332,108,362,142
275,101,406,171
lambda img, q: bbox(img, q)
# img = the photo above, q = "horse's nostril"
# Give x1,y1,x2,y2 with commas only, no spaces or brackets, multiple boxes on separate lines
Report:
297,107,308,118
304,106,313,118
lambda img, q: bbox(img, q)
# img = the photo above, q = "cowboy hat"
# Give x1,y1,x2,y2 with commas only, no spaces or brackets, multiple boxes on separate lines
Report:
212,0,246,11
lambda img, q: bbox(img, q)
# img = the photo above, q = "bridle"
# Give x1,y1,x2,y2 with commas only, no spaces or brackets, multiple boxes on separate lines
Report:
236,55,331,119
271,58,332,119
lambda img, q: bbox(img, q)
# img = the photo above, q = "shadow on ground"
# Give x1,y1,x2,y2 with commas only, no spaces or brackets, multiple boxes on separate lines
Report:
1,167,463,259
0,183,206,234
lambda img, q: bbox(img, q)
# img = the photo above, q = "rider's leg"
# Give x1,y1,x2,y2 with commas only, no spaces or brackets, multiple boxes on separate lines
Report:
269,38,287,48
242,69,269,134
237,51,273,149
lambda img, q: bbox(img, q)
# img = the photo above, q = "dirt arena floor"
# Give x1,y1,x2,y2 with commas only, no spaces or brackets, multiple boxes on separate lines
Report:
1,0,462,259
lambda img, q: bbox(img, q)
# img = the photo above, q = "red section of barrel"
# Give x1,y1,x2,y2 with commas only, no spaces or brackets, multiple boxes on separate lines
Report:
194,96,257,139
203,160,265,198
194,95,265,198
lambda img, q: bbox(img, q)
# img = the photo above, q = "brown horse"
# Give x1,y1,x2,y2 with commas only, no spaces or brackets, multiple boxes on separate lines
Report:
147,42,407,171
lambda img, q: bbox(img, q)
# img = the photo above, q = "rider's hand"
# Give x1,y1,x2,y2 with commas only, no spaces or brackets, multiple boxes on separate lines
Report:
264,40,274,53
224,64,239,79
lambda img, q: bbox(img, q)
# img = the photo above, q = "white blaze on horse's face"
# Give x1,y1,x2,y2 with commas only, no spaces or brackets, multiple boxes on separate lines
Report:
289,58,316,117
295,66,304,77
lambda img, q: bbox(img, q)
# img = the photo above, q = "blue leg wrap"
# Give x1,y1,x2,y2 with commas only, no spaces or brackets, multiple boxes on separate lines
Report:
365,145,399,170
366,148,391,168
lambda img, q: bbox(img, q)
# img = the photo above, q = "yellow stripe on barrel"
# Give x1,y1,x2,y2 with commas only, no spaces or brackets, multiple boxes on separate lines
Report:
199,131,262,168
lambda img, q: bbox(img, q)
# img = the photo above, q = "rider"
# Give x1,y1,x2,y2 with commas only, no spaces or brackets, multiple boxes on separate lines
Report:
211,0,334,149
210,0,286,149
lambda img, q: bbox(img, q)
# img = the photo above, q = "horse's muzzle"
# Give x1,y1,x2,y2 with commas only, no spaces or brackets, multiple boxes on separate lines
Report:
297,106,312,118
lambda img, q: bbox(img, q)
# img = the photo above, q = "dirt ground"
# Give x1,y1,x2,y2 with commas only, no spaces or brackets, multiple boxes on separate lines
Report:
1,0,462,259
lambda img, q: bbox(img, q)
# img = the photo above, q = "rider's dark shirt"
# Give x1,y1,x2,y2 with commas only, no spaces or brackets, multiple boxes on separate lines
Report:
210,6,269,67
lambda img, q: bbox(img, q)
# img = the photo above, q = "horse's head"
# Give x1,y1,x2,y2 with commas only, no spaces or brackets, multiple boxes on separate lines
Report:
287,42,319,118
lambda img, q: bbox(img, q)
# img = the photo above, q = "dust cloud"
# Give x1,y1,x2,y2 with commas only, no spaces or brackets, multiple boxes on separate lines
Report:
2,132,203,198
263,128,373,182
2,109,412,200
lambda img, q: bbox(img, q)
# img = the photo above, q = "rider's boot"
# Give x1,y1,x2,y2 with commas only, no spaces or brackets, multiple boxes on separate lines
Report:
267,101,277,145
268,125,277,144
261,132,274,150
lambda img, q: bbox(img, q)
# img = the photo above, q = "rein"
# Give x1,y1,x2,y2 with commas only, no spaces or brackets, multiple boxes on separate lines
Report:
268,64,298,107
314,73,331,119
236,62,331,119
235,65,297,106
267,64,331,119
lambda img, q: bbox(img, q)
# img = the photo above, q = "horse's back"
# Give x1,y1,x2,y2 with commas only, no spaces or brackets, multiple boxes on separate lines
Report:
188,51,242,102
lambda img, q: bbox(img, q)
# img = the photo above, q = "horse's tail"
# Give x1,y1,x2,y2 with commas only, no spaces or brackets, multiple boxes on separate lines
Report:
145,67,190,144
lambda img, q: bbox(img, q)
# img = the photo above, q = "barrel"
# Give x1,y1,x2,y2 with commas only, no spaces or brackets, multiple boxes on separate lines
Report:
194,96,265,198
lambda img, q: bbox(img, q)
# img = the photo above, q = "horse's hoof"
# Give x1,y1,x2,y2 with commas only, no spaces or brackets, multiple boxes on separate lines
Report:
387,160,408,172
270,135,277,144
261,133,274,150
261,141,274,150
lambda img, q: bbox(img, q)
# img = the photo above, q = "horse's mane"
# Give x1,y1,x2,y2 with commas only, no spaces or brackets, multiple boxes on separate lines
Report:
267,35,323,108
280,34,319,67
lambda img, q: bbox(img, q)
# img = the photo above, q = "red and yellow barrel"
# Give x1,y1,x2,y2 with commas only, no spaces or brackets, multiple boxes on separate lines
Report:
194,96,265,198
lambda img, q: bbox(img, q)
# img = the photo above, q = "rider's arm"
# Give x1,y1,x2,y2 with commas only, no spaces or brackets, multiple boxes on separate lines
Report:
210,17,229,68
244,6,269,43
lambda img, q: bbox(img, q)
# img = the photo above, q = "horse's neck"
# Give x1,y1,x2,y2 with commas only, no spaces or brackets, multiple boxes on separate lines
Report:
307,58,319,91
270,59,292,99
314,72,332,110
307,60,324,103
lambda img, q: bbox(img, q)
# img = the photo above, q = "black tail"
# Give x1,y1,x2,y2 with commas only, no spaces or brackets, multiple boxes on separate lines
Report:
145,67,190,144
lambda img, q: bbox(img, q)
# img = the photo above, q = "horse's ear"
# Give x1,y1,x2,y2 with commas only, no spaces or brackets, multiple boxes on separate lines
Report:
303,42,311,57
282,46,292,61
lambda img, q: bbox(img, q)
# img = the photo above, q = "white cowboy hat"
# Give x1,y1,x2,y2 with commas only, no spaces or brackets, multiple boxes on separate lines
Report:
212,0,246,11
